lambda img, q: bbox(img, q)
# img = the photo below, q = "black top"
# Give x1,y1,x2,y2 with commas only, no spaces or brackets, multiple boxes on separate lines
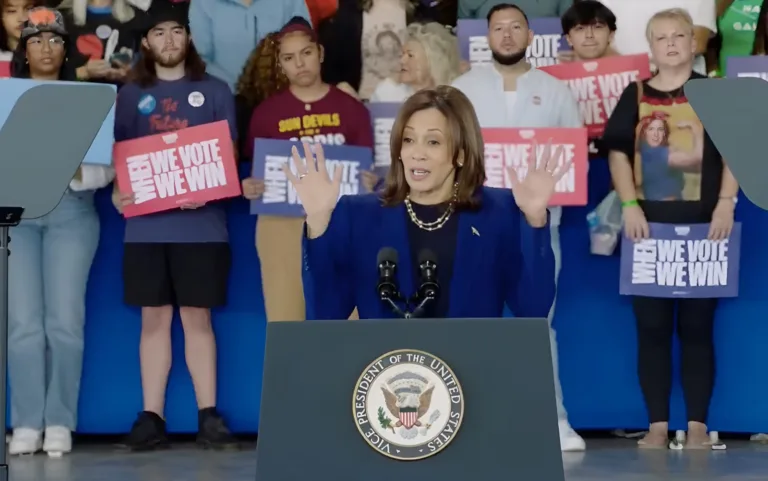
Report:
405,201,459,318
602,72,723,224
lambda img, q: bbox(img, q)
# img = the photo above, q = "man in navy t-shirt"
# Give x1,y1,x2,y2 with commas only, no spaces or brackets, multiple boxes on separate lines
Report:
112,4,238,452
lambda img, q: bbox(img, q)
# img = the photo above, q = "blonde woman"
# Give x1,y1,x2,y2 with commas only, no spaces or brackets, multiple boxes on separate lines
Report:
603,8,738,449
56,0,139,83
370,22,461,102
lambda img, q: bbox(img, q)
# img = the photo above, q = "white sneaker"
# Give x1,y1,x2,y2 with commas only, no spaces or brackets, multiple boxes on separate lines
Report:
9,428,42,455
559,420,586,452
43,426,72,457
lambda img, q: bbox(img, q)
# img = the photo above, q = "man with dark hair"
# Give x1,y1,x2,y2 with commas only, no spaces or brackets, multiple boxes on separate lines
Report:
453,2,586,452
561,0,616,61
112,3,239,452
460,0,573,19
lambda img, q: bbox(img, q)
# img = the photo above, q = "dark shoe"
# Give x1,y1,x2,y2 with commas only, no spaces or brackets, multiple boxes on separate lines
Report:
197,408,239,450
116,411,170,452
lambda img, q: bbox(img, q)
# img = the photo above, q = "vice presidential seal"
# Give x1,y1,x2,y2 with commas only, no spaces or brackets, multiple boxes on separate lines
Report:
352,349,464,461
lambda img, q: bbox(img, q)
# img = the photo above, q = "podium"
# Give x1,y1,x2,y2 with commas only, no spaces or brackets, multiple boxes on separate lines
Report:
254,317,565,481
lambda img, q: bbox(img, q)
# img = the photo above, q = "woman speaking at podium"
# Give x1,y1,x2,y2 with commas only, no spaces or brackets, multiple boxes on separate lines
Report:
289,86,569,320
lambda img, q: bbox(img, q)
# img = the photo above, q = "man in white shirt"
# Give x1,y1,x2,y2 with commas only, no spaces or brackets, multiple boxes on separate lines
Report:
598,0,716,74
452,3,586,452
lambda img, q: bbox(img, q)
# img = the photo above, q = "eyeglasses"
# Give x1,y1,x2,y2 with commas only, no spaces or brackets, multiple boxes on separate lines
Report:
27,37,65,49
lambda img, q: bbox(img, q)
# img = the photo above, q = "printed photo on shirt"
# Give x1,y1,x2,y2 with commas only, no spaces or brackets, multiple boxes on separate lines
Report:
633,95,704,202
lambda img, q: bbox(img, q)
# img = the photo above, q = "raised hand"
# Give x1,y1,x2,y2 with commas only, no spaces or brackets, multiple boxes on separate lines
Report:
506,139,571,224
283,142,342,218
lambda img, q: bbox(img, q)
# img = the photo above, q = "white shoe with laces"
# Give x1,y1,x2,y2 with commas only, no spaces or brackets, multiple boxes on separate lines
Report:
559,420,586,452
9,428,42,455
43,426,72,457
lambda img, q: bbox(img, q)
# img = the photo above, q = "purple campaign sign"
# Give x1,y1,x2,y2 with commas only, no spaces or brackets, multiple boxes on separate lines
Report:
368,102,400,178
726,55,768,81
250,138,373,217
457,18,566,68
619,222,741,298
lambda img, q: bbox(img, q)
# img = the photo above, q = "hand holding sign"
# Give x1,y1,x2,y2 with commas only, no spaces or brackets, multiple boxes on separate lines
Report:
507,140,570,225
623,204,649,241
709,200,735,240
242,178,266,200
284,142,342,219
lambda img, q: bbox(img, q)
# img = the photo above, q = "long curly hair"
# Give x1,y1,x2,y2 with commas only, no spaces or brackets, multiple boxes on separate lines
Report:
235,32,288,107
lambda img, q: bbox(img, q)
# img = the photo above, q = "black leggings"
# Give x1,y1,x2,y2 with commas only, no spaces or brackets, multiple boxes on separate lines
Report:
633,296,718,424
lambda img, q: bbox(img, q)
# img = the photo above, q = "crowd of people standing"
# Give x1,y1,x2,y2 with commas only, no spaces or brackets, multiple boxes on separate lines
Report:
0,0,756,458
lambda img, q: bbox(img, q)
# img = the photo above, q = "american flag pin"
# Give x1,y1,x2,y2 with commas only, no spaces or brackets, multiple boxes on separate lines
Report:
471,227,480,236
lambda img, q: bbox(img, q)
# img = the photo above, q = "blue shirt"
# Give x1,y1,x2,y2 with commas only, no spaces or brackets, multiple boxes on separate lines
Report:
189,0,311,90
114,74,237,243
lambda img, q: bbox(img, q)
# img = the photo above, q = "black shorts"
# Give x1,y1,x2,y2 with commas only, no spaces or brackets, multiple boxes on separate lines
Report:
122,243,231,308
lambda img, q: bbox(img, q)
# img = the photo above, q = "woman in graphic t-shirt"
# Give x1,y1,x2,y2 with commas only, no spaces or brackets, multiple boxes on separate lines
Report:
55,0,142,84
8,7,114,457
603,8,739,450
240,19,375,323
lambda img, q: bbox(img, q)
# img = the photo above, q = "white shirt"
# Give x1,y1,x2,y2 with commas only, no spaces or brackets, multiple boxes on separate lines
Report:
599,0,716,74
69,165,115,191
452,65,583,225
369,78,414,103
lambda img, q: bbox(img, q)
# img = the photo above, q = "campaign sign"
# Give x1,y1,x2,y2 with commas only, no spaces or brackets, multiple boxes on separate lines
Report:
1,78,114,164
0,61,9,78
113,120,240,218
540,54,651,138
251,138,374,217
482,128,588,206
368,102,400,177
619,223,742,298
726,55,768,80
457,18,565,68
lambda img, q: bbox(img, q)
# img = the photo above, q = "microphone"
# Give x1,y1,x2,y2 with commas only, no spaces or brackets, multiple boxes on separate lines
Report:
376,247,407,317
410,249,439,318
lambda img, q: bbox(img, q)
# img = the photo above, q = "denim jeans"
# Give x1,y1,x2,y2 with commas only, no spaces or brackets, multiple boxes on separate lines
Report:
8,190,100,430
548,207,567,422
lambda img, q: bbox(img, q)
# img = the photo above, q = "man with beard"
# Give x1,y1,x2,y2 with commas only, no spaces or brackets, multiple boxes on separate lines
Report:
111,3,239,452
451,3,586,453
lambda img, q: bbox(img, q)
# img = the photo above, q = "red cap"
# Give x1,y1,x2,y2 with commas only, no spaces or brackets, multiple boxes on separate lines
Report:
277,22,318,43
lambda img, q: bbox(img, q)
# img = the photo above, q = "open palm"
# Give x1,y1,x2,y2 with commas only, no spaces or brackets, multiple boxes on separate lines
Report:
283,142,342,218
506,140,571,219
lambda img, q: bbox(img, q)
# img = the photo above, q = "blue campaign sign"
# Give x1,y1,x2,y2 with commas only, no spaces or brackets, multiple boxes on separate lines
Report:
250,138,374,217
457,18,567,67
1,78,115,165
368,102,400,178
726,55,768,80
619,222,742,298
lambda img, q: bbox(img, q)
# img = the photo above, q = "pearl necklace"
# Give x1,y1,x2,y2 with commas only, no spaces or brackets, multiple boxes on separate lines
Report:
404,198,455,231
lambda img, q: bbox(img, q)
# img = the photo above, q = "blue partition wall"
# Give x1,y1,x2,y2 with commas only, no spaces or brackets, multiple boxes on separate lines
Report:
67,162,768,434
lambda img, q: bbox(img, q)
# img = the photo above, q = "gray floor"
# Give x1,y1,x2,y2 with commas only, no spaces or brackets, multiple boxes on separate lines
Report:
6,439,768,480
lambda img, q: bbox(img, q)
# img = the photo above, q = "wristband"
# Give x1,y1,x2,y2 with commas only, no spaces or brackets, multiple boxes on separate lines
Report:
621,199,639,208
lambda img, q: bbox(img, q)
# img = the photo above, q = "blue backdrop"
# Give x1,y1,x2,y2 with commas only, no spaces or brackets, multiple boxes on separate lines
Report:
67,161,768,434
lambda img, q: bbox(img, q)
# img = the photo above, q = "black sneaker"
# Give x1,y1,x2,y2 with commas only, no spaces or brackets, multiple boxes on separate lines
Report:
197,408,240,450
117,411,170,452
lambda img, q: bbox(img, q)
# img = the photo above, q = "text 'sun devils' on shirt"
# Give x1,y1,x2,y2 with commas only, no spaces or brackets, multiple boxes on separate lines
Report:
246,85,374,159
114,75,238,243
602,72,724,224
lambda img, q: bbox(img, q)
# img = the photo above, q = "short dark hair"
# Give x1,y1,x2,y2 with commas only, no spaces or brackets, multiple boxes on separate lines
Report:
486,3,529,26
130,39,207,88
10,32,77,80
561,0,617,34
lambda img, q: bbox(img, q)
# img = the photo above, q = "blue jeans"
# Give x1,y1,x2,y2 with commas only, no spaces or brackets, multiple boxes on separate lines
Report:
8,190,100,430
548,207,567,422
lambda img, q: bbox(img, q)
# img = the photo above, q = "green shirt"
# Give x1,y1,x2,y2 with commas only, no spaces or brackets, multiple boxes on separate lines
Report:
718,0,762,74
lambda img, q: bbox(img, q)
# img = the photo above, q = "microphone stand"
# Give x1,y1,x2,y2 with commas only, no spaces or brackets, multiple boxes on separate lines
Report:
0,208,21,481
407,294,435,319
381,294,408,318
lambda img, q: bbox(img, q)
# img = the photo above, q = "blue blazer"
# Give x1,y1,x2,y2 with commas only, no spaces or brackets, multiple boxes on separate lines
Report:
302,187,556,320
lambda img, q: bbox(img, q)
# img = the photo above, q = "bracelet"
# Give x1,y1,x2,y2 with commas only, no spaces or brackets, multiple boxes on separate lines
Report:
621,199,639,208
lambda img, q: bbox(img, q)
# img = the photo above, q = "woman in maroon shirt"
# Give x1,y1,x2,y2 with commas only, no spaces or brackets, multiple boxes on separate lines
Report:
241,18,374,322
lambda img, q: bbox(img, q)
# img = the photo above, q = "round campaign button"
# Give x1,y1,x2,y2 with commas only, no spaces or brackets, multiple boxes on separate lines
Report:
188,91,205,107
137,94,156,114
352,349,464,461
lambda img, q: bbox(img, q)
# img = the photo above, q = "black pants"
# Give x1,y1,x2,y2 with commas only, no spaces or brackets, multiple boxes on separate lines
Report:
633,296,718,424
